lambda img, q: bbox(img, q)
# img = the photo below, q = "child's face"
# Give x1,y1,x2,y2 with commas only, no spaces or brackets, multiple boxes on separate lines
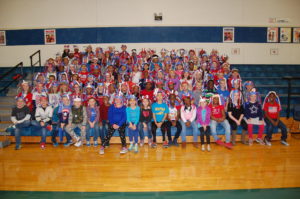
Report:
115,98,122,106
62,97,70,105
41,98,48,107
156,93,163,101
220,80,226,89
168,83,174,90
184,98,191,106
87,88,93,94
250,94,257,102
88,99,96,107
200,101,207,107
208,81,214,89
49,76,55,82
246,84,253,91
177,64,183,70
53,86,58,92
129,99,136,106
213,97,219,105
62,74,67,80
145,82,152,90
182,83,188,91
234,92,239,101
268,93,276,102
37,84,43,92
81,66,87,71
103,96,109,104
16,99,25,108
196,82,202,90
74,101,81,107
169,94,176,103
74,85,80,92
88,76,94,82
22,83,29,91
142,99,149,107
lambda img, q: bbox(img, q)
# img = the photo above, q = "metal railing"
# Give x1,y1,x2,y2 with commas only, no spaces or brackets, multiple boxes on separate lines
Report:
282,76,300,118
30,50,42,85
0,62,24,93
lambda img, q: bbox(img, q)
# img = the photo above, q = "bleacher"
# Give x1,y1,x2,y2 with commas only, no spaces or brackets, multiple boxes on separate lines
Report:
0,64,300,143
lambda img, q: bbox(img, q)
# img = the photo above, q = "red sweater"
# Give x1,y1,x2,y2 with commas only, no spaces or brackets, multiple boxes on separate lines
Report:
99,104,110,121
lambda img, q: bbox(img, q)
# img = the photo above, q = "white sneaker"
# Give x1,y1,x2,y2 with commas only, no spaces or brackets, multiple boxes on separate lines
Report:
120,147,128,154
75,140,82,147
99,146,105,155
201,145,205,151
207,144,211,152
75,136,80,142
281,140,290,146
256,138,265,145
249,138,253,146
264,138,272,146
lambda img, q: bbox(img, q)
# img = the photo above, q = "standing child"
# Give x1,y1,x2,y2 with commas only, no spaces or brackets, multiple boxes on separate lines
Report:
126,95,141,153
139,95,153,146
244,90,265,145
151,91,169,148
86,97,100,146
227,90,248,145
166,94,182,147
32,96,53,149
99,95,127,155
263,91,289,146
11,97,31,150
66,97,87,147
180,95,198,148
197,97,211,151
209,94,233,149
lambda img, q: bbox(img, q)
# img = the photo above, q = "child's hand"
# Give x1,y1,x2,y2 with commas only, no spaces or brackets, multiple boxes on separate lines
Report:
132,125,136,130
143,122,147,129
40,121,45,126
171,121,176,127
186,121,191,127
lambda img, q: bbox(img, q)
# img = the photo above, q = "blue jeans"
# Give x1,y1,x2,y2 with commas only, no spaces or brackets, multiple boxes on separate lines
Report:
265,118,288,141
128,123,139,144
99,120,108,142
180,120,198,142
138,121,152,140
31,120,48,143
86,122,100,142
14,120,31,146
210,119,231,143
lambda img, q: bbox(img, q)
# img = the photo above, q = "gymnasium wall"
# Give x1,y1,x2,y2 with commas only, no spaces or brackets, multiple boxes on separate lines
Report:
0,0,300,67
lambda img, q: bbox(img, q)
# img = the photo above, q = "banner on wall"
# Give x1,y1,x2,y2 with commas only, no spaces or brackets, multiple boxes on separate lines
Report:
267,27,278,42
0,31,6,46
280,28,291,43
293,28,300,43
44,29,56,44
223,27,234,42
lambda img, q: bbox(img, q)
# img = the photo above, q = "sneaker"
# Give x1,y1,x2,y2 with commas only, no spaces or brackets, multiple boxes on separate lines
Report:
281,140,290,146
163,141,169,148
120,147,128,154
207,144,211,152
140,139,144,147
148,138,153,146
255,138,265,145
128,143,134,151
15,145,21,150
53,143,59,147
216,140,225,146
225,142,233,149
173,139,179,147
86,141,90,147
75,136,80,142
151,142,157,148
248,138,253,146
201,145,205,151
40,143,46,149
264,138,272,146
93,141,98,147
64,142,72,147
75,140,82,147
134,143,138,153
99,146,105,155
168,140,173,146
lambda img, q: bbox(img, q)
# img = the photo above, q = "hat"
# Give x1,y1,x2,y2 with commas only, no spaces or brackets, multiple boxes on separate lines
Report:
97,82,104,86
73,97,82,102
127,95,137,100
199,97,207,103
15,96,25,101
21,80,29,85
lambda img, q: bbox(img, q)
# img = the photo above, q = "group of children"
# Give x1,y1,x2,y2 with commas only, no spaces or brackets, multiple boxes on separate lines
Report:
10,45,289,154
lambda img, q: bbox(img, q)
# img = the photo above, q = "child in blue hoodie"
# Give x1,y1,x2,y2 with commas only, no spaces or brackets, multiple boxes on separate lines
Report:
99,95,127,155
126,95,140,153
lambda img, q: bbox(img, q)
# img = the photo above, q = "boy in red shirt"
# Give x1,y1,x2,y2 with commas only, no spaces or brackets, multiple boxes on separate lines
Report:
140,81,154,102
263,91,289,146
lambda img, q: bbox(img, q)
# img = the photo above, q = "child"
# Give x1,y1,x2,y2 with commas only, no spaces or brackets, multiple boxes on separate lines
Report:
99,95,127,155
66,97,87,147
17,80,33,112
244,90,265,145
54,95,72,146
11,97,31,150
197,97,211,151
99,95,110,145
32,96,53,149
126,95,141,153
227,90,248,145
48,82,60,108
217,79,229,110
32,82,47,109
180,95,198,148
263,91,289,146
86,96,100,146
209,94,233,149
151,91,169,148
139,95,153,146
166,94,182,147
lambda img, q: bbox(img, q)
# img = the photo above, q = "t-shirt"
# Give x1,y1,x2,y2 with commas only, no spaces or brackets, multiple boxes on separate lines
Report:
140,108,152,123
90,108,97,122
227,101,244,120
152,102,169,122
168,106,178,121
209,104,224,119
11,106,30,121
263,102,280,119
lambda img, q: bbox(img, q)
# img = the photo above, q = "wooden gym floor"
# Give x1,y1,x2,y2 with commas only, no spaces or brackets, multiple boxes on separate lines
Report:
0,137,300,198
